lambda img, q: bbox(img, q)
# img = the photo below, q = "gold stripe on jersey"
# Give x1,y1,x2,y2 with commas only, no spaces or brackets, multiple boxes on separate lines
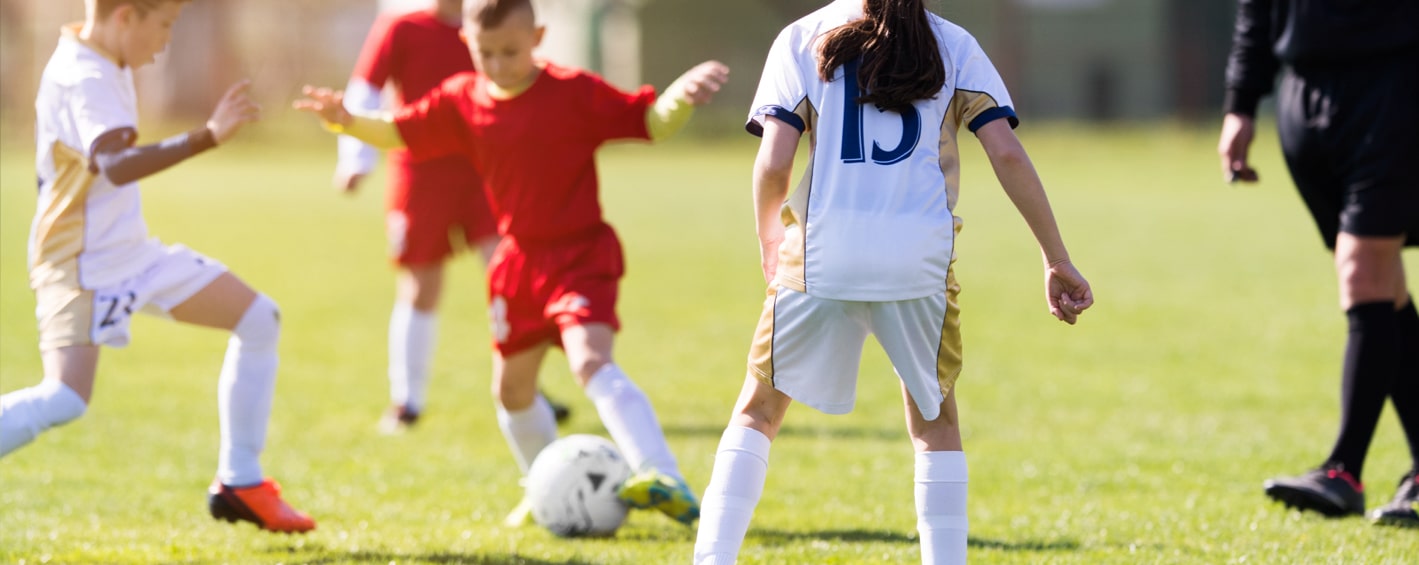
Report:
773,98,818,294
30,141,97,289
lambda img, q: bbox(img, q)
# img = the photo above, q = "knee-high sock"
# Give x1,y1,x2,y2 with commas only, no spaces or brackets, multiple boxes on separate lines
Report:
0,378,87,457
496,395,559,473
916,451,968,565
389,303,437,413
1392,299,1419,470
584,364,681,479
694,426,771,565
1326,302,1400,479
218,294,280,487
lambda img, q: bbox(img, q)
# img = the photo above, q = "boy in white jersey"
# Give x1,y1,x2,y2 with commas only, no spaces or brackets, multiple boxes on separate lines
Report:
693,1,1094,563
0,0,315,533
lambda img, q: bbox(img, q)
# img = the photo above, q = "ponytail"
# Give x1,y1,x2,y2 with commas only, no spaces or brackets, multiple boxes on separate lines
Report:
817,0,945,113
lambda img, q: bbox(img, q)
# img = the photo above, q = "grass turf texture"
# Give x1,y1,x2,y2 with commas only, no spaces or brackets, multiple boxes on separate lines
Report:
2,121,1416,564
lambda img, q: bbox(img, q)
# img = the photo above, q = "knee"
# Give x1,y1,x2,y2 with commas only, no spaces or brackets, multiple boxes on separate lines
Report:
233,294,280,348
1337,261,1400,304
729,407,783,441
568,355,611,385
490,373,536,411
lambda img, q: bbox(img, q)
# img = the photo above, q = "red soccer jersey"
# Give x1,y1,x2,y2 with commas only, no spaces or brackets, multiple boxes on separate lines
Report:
393,63,656,241
352,9,473,107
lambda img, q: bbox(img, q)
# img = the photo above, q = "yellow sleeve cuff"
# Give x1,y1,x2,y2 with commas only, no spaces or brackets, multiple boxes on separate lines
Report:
647,83,695,141
323,113,405,150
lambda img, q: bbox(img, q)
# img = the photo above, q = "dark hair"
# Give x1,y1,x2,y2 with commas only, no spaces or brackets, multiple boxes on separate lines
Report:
817,0,945,113
465,0,535,28
93,0,192,19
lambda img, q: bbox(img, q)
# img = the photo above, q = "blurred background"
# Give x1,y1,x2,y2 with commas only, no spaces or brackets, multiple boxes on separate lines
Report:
0,0,1239,133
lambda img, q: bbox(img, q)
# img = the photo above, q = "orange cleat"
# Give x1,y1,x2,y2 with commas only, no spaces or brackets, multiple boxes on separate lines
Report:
208,478,316,533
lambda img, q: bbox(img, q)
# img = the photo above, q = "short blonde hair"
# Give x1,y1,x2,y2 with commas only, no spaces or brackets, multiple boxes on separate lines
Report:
92,0,193,19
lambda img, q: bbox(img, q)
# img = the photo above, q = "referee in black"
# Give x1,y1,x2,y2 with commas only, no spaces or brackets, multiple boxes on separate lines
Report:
1218,0,1418,526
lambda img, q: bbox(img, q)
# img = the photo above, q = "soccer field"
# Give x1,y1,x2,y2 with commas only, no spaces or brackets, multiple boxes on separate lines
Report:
1,122,1415,564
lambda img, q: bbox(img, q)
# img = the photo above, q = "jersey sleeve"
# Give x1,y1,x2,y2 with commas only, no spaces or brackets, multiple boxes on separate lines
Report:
352,14,399,87
393,75,472,162
950,34,1019,134
746,28,810,137
583,74,655,143
71,73,139,158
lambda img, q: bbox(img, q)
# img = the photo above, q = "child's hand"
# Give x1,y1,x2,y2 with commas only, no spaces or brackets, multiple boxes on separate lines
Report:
1045,261,1093,325
293,86,353,128
672,61,730,106
207,80,261,145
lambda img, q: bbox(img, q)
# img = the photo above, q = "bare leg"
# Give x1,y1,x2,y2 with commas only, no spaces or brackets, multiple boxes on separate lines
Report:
906,385,968,565
0,346,98,456
695,376,791,564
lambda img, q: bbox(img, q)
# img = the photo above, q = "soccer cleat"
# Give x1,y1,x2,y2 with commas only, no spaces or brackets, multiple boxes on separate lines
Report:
616,470,700,526
1369,470,1419,528
1263,463,1365,517
378,404,420,434
504,496,535,527
208,478,316,533
546,394,572,425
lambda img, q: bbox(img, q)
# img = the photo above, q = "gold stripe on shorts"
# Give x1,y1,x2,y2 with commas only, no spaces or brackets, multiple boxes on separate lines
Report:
746,286,778,385
936,266,964,395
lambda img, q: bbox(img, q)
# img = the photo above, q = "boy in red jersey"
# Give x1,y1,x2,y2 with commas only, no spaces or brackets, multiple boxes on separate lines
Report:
296,0,728,525
336,0,568,432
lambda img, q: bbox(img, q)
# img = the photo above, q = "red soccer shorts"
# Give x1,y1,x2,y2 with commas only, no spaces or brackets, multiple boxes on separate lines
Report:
385,151,497,266
487,224,624,355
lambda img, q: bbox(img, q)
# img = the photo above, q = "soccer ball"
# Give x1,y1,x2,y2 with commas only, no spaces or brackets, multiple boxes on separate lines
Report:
525,434,633,537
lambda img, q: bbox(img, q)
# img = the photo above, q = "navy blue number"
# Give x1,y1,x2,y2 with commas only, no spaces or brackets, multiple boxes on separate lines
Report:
838,59,922,166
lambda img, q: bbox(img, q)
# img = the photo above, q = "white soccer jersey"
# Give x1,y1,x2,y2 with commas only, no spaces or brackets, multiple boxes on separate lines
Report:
30,25,165,290
748,0,1017,302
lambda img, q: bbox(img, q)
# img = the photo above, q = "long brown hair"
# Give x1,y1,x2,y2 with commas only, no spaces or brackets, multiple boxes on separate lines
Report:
817,0,944,113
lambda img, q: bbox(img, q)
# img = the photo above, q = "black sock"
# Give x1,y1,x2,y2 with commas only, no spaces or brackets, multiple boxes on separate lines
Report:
1324,301,1401,481
1390,298,1419,472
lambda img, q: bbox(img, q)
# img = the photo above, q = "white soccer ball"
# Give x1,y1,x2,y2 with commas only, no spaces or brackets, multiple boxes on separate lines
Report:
526,434,633,537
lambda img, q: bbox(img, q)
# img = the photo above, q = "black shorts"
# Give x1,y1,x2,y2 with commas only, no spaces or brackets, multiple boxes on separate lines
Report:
1277,51,1419,249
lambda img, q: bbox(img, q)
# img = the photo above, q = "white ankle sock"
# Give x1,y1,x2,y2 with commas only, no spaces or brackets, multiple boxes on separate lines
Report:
0,378,87,457
389,303,436,413
497,395,559,473
915,450,968,565
217,295,280,487
583,364,680,479
694,425,772,565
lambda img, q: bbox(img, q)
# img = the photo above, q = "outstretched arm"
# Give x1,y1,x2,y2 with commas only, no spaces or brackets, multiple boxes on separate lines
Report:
975,119,1093,324
293,86,405,150
647,61,729,140
92,80,259,186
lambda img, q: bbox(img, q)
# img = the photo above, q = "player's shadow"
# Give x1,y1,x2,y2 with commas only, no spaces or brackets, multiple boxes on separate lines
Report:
751,528,1079,552
279,548,598,565
662,424,901,442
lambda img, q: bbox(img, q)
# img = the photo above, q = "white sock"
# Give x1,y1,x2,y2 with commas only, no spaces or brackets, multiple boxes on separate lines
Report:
0,378,87,457
693,425,772,565
217,295,280,487
915,451,968,565
583,363,680,479
497,395,559,473
389,303,437,413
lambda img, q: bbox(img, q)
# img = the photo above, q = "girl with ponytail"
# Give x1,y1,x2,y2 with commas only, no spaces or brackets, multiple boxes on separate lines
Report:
694,1,1093,563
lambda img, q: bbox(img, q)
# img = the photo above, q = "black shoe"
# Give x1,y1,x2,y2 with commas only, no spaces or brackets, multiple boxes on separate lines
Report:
1370,470,1419,528
378,404,420,434
543,391,572,425
1263,463,1366,517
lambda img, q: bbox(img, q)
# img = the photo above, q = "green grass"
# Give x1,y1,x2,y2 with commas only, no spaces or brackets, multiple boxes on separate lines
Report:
2,118,1417,564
